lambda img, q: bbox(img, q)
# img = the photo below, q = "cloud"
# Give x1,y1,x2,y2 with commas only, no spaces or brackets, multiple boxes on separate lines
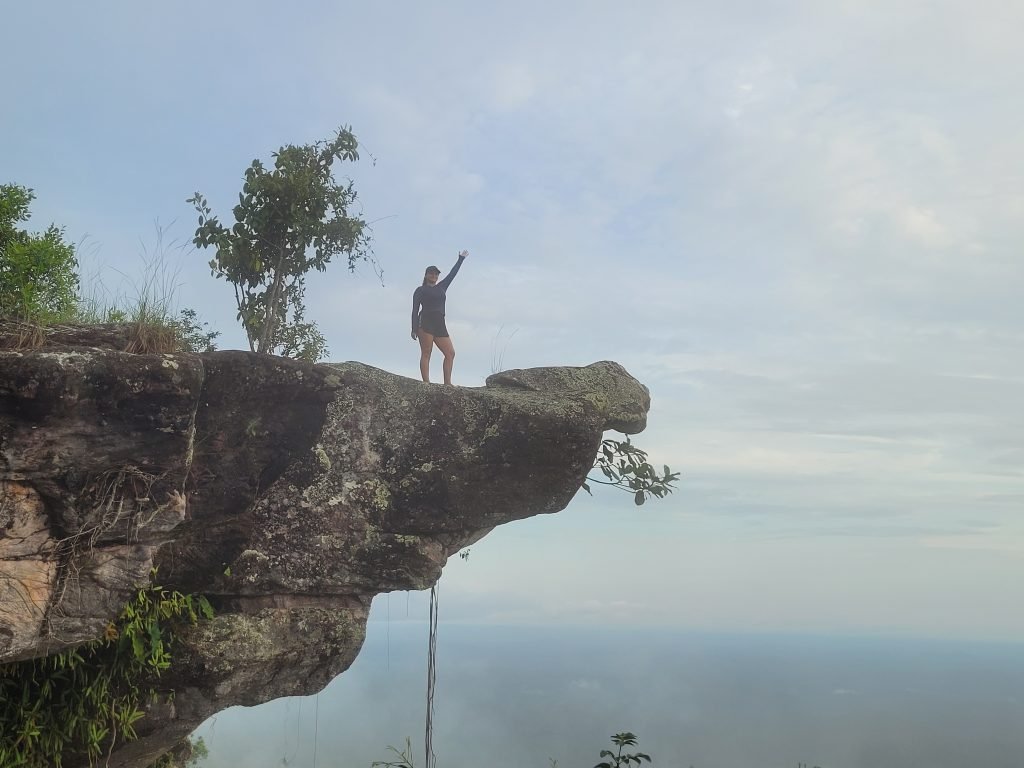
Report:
897,205,951,248
485,61,536,112
921,532,1024,554
3,0,1023,638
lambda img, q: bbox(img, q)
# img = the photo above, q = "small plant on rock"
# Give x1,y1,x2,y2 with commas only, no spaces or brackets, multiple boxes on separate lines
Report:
594,732,652,768
0,574,214,767
371,737,416,768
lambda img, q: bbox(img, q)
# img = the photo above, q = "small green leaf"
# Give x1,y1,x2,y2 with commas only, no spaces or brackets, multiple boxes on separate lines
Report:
198,595,215,620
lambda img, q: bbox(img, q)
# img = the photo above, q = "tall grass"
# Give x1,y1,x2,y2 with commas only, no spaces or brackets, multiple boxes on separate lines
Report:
66,225,196,353
4,224,219,354
489,324,519,374
75,225,185,325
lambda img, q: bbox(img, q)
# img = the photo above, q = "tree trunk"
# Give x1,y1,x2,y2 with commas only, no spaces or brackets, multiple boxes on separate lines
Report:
260,245,287,353
234,283,257,353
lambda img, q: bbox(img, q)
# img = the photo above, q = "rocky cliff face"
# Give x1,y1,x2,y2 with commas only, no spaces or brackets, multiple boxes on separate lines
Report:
0,326,651,767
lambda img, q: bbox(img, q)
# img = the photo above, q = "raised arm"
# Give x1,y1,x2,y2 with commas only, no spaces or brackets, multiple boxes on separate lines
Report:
411,287,423,337
438,250,469,289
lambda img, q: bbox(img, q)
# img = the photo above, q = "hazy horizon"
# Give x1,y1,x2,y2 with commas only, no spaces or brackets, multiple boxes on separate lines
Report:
191,613,1024,768
3,2,1023,762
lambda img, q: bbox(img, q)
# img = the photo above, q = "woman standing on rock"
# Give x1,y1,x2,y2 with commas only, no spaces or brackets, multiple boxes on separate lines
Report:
411,249,468,385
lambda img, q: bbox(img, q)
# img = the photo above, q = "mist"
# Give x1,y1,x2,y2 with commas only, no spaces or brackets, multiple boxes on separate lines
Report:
192,610,1024,768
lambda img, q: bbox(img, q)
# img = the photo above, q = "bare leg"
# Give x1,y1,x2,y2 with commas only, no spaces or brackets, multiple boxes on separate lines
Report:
417,330,434,382
434,336,456,385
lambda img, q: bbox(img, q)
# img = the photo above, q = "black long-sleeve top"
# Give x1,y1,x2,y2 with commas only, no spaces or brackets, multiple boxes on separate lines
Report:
411,254,465,332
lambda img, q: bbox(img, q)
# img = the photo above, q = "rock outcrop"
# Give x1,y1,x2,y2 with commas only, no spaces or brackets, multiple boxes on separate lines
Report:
0,327,651,767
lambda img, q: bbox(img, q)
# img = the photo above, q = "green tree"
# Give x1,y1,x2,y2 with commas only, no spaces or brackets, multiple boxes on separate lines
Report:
187,126,372,361
0,184,79,322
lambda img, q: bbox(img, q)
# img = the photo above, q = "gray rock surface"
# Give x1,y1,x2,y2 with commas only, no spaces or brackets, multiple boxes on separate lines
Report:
0,327,652,767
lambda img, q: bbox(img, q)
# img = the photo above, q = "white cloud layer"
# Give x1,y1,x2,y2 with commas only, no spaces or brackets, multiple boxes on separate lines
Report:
2,0,1021,639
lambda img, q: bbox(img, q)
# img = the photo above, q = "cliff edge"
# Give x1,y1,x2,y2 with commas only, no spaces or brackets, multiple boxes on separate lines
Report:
0,325,651,766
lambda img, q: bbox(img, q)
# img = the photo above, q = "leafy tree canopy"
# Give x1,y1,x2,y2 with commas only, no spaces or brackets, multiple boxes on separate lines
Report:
0,184,78,322
188,127,372,361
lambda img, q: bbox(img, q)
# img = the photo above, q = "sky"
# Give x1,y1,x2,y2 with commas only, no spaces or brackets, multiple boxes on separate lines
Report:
2,0,1023,641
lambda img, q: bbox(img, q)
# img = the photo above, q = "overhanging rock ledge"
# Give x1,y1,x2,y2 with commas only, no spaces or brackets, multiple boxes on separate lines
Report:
0,331,651,767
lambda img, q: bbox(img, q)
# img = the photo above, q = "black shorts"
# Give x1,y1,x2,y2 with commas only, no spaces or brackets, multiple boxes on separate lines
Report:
419,311,449,338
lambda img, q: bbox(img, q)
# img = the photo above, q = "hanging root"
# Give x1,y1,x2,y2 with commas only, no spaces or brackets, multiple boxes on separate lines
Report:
425,584,439,768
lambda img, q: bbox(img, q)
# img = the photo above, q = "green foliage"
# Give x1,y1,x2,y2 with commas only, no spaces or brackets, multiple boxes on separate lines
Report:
595,732,652,768
583,436,680,505
73,229,221,354
0,199,220,354
0,184,79,322
0,576,214,768
373,730,825,768
188,126,373,361
167,307,220,353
